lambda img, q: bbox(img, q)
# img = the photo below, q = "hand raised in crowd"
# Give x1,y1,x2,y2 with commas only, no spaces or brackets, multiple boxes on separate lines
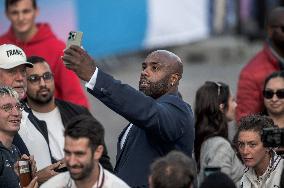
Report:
35,161,61,184
62,45,97,81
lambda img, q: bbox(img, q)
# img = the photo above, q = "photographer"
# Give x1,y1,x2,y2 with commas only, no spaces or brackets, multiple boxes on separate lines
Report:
236,115,284,188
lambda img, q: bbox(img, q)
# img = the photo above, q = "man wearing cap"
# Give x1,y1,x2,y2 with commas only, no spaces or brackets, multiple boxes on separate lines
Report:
0,44,62,184
0,0,89,108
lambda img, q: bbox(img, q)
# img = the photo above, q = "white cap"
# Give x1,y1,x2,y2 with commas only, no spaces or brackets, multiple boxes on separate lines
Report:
0,44,33,69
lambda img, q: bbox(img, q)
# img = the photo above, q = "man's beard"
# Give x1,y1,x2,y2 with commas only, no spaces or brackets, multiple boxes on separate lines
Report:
139,76,171,99
69,159,95,180
27,89,53,105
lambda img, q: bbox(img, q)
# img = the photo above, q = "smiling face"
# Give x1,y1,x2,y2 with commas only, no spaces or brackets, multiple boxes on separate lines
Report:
64,137,95,180
264,77,284,118
0,65,27,99
0,95,22,136
6,0,38,36
237,130,270,174
64,136,103,181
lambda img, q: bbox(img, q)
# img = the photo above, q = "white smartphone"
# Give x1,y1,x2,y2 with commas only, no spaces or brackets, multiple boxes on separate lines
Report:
64,31,83,65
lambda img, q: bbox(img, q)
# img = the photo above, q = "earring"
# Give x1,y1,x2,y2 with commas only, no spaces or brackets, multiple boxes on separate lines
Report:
171,83,174,86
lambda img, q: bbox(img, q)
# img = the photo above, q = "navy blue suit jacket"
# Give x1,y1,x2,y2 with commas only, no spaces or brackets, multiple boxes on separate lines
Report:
87,70,195,188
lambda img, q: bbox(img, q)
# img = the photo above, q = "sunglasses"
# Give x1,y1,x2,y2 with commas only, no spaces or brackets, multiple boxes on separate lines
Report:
263,89,284,99
27,72,53,84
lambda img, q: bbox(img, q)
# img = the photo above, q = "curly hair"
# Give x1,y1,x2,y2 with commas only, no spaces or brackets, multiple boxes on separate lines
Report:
235,114,276,142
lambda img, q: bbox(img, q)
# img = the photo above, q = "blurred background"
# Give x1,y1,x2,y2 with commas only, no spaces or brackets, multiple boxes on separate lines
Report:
1,0,283,165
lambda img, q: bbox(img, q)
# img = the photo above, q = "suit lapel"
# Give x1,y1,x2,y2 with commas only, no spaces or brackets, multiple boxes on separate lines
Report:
116,124,130,158
115,124,137,171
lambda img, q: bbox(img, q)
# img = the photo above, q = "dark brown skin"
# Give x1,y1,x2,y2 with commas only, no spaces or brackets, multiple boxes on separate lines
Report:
267,7,284,57
62,45,97,82
62,47,183,99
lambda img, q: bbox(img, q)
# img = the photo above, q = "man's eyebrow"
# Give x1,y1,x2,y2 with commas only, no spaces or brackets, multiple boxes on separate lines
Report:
238,140,257,143
142,62,162,66
149,62,163,66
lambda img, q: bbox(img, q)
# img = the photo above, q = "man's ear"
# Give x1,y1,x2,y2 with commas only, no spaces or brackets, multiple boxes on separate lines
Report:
94,145,104,160
170,73,180,86
219,103,224,112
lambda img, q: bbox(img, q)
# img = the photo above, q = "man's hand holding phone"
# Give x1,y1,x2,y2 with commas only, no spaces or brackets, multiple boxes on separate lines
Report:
62,45,97,82
64,31,83,66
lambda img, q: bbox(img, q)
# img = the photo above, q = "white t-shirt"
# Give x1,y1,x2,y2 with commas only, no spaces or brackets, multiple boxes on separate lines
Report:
18,110,52,170
33,107,65,160
41,164,130,188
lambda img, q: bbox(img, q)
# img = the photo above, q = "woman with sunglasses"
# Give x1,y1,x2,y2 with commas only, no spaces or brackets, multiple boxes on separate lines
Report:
194,81,243,186
263,71,284,156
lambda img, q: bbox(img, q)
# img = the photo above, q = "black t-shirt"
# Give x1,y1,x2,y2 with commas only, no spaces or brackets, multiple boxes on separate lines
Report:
0,143,21,188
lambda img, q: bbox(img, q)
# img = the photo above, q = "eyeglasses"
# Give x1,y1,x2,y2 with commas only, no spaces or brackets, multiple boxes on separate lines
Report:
263,89,284,99
27,72,53,84
0,103,24,113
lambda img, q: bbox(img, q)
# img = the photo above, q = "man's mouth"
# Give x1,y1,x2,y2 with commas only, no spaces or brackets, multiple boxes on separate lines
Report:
13,87,25,95
68,166,82,174
9,119,21,123
139,79,149,87
14,87,24,91
8,119,21,127
38,89,49,95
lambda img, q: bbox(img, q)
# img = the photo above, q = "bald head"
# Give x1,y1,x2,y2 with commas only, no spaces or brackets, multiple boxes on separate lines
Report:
267,7,284,27
139,50,183,98
266,7,284,51
148,50,183,77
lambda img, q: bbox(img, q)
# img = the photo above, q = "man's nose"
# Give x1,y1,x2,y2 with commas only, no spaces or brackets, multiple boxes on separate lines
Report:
39,77,46,86
11,105,22,116
67,155,77,166
14,71,25,81
18,12,24,21
141,68,149,77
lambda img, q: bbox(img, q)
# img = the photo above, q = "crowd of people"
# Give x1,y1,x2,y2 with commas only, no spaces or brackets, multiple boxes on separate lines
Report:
0,0,284,188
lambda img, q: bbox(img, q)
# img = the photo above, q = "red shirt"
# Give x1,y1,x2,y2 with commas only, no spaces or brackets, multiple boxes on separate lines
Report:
0,23,89,108
236,43,280,122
